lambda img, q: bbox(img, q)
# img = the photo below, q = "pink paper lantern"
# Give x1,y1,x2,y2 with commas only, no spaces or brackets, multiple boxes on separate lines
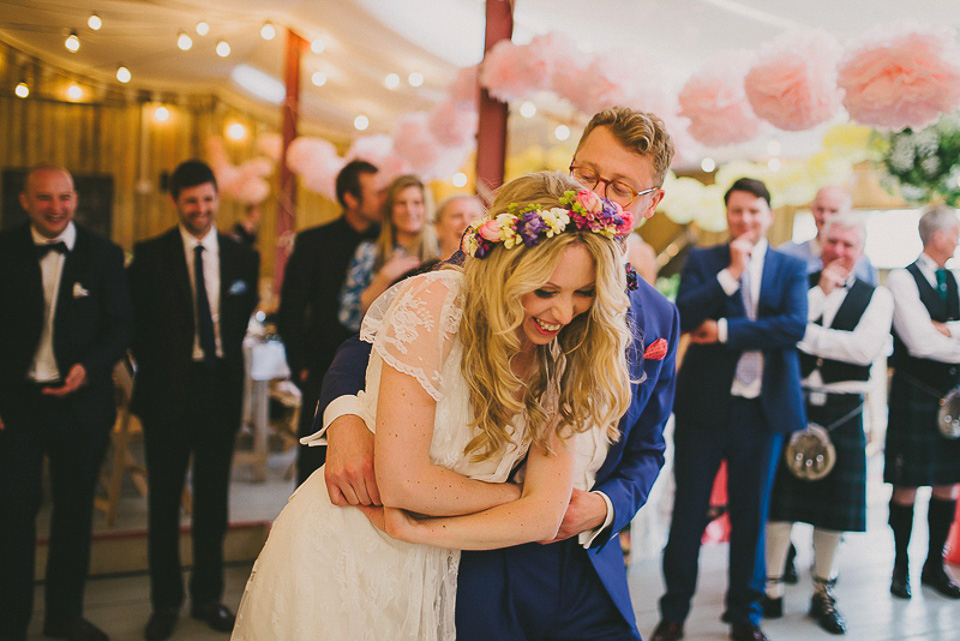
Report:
838,23,960,130
745,30,843,131
428,100,478,147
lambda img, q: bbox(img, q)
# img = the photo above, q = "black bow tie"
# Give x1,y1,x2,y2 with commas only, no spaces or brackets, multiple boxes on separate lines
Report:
36,241,68,258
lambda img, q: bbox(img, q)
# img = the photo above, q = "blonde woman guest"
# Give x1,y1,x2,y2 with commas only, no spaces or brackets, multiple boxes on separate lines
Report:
232,172,635,640
338,174,438,331
435,194,483,260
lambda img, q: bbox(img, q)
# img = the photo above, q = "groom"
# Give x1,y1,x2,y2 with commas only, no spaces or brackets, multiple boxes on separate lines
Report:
317,107,680,640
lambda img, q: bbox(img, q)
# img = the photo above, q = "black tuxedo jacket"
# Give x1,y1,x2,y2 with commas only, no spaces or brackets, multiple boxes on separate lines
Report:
0,223,132,430
127,228,259,426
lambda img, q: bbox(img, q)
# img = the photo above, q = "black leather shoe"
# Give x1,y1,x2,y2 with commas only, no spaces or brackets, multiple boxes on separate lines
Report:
144,608,178,641
730,623,770,641
784,543,799,584
43,617,109,641
190,602,235,633
650,620,684,641
921,565,960,599
761,595,783,619
810,591,846,635
890,564,912,599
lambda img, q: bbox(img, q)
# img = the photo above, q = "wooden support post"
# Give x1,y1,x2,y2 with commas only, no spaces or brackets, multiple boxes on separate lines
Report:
475,0,513,198
274,28,305,286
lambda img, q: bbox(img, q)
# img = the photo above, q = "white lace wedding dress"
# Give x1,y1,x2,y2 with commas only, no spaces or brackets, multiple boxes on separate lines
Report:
232,270,531,641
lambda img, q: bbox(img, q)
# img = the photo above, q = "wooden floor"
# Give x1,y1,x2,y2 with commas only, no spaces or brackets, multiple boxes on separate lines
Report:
25,450,960,641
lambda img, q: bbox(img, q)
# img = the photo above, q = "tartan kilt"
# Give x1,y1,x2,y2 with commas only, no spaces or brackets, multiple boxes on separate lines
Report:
769,394,866,532
884,374,960,486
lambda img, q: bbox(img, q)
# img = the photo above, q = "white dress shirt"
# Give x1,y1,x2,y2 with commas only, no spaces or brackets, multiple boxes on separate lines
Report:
887,252,960,363
179,225,223,360
799,278,894,394
28,222,77,382
716,238,768,398
316,395,616,548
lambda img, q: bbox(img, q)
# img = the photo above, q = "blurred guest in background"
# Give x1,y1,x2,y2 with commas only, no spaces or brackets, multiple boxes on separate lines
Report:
653,178,807,641
0,164,131,641
277,160,383,486
764,214,893,635
434,193,483,260
129,160,259,641
884,204,960,601
779,186,877,284
229,203,262,248
338,174,438,332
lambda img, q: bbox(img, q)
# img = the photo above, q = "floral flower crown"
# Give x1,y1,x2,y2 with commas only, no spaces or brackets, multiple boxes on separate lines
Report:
460,189,634,260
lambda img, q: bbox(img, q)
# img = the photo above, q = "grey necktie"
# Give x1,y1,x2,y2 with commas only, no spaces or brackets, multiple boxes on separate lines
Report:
734,266,761,385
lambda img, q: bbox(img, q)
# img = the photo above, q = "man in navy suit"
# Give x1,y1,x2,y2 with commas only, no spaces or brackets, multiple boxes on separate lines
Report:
0,165,132,641
315,107,680,640
651,178,807,641
128,161,259,641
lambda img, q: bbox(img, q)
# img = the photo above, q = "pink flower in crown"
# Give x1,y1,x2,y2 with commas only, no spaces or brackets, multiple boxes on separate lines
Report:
575,189,602,213
477,219,501,242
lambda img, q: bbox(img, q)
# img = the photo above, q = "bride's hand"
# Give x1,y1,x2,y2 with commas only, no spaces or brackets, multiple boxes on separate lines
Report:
358,506,419,542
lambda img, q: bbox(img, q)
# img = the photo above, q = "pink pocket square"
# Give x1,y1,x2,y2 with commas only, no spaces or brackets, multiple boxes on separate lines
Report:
643,338,668,361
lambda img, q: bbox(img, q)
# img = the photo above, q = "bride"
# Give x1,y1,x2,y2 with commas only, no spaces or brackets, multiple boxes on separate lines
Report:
232,171,635,640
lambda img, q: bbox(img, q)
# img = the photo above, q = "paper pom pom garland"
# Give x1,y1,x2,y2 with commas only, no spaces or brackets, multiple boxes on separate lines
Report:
679,53,763,146
838,23,960,131
745,30,843,131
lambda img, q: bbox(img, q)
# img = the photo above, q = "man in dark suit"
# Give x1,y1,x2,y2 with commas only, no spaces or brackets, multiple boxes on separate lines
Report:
276,160,382,486
0,164,132,641
128,160,259,641
316,108,681,640
652,178,807,641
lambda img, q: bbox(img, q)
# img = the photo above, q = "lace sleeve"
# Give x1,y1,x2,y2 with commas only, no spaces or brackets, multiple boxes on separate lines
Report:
338,241,377,332
360,270,463,401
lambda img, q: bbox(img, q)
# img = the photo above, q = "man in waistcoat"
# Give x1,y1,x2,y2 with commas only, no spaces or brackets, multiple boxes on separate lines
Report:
885,204,960,601
763,214,893,634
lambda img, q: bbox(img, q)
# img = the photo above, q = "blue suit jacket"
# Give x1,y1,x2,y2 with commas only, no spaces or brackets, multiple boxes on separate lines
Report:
318,276,680,629
674,243,807,433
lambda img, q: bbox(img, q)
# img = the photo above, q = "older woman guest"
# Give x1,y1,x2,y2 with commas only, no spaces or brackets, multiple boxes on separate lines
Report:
434,194,483,260
339,174,438,331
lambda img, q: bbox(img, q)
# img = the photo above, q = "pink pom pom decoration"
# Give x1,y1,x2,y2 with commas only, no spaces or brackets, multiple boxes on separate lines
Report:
480,35,563,103
448,65,480,108
679,53,762,146
286,137,344,200
745,30,842,131
392,114,443,177
428,100,478,147
346,135,410,186
256,133,284,161
838,23,960,130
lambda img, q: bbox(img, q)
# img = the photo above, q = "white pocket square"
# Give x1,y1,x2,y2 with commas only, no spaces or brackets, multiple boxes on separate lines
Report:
73,282,90,298
228,280,248,295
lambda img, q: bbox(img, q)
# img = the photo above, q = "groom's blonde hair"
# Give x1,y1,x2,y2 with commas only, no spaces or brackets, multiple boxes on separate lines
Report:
457,171,632,460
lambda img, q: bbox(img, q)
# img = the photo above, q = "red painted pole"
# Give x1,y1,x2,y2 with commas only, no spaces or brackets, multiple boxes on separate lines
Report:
475,0,513,199
274,28,304,287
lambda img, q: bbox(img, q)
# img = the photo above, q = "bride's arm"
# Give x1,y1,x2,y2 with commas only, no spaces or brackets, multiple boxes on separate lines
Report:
375,361,521,516
379,433,574,550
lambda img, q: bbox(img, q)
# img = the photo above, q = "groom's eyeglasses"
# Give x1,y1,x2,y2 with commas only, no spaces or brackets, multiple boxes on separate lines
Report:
569,164,659,208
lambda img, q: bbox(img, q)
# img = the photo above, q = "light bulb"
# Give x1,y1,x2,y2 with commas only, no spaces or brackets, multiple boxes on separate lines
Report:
226,122,247,141
354,115,369,131
66,84,83,101
700,157,716,173
452,172,468,188
554,125,570,141
408,72,424,87
519,101,536,118
116,65,131,83
216,40,231,57
87,14,102,30
154,105,170,122
65,31,80,53
15,82,29,98
384,73,400,89
260,22,276,40
195,21,209,36
310,38,325,54
177,32,193,51
311,71,326,87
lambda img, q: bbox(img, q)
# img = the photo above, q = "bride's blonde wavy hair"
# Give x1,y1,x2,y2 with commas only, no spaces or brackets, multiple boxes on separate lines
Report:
457,171,633,461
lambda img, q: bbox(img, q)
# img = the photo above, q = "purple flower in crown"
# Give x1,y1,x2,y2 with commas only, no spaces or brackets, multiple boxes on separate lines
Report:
517,209,549,247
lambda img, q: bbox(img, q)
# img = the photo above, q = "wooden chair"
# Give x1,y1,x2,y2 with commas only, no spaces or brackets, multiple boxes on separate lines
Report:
95,356,192,526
